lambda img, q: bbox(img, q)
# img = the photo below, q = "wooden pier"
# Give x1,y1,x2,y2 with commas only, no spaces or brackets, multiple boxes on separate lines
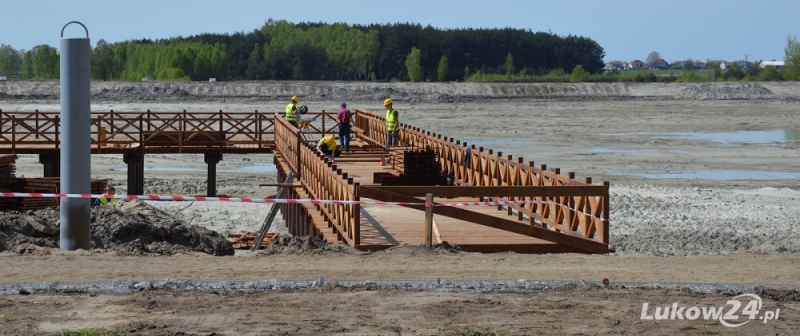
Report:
0,108,610,253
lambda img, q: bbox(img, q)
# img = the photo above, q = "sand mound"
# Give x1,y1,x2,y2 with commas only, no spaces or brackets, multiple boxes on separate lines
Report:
0,200,233,256
677,83,773,100
257,236,357,255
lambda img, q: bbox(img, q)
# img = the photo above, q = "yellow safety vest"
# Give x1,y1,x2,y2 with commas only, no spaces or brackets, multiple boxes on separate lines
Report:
319,136,337,150
285,103,296,121
386,109,398,131
98,197,116,205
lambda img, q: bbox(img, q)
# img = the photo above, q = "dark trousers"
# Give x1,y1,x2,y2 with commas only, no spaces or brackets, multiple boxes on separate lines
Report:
320,147,342,157
338,124,351,151
386,130,398,147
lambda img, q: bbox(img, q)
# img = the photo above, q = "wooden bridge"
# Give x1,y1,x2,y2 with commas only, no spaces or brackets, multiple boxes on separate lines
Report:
0,108,610,253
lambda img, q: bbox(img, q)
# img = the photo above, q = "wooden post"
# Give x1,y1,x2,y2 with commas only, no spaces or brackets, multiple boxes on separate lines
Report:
353,182,361,246
425,193,433,248
295,132,302,180
321,109,326,138
35,109,39,139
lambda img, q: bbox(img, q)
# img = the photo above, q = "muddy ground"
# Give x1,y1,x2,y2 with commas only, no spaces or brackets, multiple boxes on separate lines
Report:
0,81,799,334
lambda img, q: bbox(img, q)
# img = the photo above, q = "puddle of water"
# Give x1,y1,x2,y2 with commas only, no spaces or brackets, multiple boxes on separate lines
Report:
615,170,800,180
604,130,800,145
117,163,276,173
588,148,654,153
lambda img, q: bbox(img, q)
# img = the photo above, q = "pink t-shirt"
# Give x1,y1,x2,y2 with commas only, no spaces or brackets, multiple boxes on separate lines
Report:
337,108,352,124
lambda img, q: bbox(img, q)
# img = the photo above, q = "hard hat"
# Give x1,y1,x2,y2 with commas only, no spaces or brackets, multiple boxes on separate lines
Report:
383,98,393,106
340,102,347,107
291,96,299,102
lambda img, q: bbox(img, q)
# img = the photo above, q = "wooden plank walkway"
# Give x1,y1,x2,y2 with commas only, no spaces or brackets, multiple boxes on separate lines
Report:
331,159,571,253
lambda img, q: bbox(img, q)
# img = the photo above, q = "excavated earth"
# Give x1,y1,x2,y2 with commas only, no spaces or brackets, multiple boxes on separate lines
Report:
1,81,799,334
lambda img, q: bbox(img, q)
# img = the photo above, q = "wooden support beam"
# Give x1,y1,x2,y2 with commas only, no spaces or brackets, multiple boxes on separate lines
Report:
258,183,303,187
358,186,608,254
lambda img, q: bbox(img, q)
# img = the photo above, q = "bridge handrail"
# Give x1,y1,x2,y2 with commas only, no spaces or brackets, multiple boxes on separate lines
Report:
354,108,609,244
274,115,360,246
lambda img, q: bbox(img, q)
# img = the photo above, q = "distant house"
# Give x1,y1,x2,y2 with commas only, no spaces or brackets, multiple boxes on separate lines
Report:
735,60,753,69
628,60,643,69
718,61,731,70
761,61,784,69
669,61,684,69
604,62,619,71
693,60,706,69
651,58,669,70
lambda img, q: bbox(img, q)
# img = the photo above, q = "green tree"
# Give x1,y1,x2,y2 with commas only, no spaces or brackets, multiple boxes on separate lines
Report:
0,44,22,76
645,51,661,68
405,47,423,82
437,55,449,82
570,65,589,82
725,62,744,80
745,61,762,79
463,65,470,80
91,39,115,80
784,35,800,80
504,52,515,75
758,66,782,81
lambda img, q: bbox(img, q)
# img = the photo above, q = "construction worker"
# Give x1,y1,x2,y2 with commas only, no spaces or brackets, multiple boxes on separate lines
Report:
94,186,117,206
337,102,352,152
317,134,342,162
384,98,399,147
285,96,299,128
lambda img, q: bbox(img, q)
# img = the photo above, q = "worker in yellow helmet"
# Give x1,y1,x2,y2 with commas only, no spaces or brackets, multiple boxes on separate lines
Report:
317,134,342,162
285,96,299,128
384,98,399,147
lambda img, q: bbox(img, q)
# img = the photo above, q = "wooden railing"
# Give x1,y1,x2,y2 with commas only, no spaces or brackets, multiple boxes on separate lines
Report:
274,115,361,246
354,108,610,245
0,109,342,153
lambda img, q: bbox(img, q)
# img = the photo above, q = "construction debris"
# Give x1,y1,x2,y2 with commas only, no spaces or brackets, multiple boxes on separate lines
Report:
229,232,279,249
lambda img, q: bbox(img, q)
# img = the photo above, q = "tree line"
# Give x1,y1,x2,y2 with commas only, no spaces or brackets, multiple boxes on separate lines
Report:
0,20,607,81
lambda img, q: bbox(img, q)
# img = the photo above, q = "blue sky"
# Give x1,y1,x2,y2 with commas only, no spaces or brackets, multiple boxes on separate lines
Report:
1,0,798,63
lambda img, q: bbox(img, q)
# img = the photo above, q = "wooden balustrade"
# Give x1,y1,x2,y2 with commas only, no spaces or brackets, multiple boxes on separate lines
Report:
353,108,609,245
273,115,361,246
0,110,340,154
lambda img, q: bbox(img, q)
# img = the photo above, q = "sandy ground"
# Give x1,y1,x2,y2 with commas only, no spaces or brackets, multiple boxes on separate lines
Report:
1,81,799,334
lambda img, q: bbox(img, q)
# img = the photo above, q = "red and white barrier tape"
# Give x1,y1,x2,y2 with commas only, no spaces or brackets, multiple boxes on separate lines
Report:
0,192,606,221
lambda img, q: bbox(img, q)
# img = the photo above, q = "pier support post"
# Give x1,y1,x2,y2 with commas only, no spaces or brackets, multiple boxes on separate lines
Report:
204,152,222,197
39,153,60,177
123,153,144,195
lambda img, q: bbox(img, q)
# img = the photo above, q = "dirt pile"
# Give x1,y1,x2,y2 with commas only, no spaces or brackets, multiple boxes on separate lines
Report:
257,236,357,255
0,200,233,256
677,83,773,100
93,86,193,101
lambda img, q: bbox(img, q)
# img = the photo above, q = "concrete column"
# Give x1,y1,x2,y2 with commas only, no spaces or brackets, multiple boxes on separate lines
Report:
59,22,92,251
39,153,60,177
123,153,144,195
204,152,222,197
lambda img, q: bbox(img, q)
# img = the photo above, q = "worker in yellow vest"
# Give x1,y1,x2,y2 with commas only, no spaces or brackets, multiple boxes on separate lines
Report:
94,186,117,206
285,96,299,128
384,98,399,147
317,135,342,162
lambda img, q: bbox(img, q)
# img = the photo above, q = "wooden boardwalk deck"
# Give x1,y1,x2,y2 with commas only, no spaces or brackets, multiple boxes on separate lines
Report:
316,160,575,253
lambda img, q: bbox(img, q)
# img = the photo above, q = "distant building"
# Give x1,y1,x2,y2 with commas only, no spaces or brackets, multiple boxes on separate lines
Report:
718,61,731,70
628,60,643,69
760,61,784,69
651,58,669,70
735,60,753,69
693,60,706,69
